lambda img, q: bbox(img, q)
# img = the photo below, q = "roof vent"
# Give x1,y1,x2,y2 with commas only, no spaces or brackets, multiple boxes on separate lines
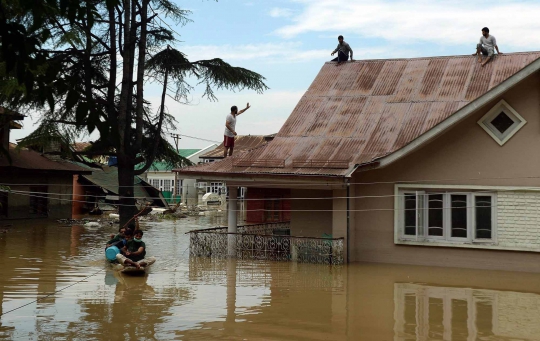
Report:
477,100,526,146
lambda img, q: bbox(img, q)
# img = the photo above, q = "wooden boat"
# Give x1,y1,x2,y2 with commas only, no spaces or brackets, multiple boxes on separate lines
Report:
111,257,156,275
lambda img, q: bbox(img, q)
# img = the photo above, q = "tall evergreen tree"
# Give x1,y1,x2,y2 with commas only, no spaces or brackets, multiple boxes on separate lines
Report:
0,0,268,224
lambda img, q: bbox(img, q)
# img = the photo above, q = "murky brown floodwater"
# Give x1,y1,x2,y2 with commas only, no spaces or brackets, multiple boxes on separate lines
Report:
2,215,540,340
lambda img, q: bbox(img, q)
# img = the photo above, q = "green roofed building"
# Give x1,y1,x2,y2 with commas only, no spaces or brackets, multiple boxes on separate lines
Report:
142,145,218,205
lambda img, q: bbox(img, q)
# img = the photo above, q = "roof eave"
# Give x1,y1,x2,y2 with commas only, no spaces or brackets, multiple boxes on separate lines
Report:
374,55,540,169
175,170,347,184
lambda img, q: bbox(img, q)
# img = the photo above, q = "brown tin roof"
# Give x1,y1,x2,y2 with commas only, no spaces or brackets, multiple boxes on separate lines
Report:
0,144,90,173
200,135,269,159
177,52,540,179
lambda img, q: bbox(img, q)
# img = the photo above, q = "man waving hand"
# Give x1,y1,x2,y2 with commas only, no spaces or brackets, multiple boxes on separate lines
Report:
224,103,250,157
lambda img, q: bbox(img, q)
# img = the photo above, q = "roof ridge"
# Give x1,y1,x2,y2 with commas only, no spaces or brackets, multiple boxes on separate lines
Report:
325,51,540,64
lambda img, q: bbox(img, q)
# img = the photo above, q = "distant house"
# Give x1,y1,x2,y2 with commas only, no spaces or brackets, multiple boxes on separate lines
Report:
143,145,218,205
0,108,89,219
72,164,166,215
196,135,274,202
178,52,540,272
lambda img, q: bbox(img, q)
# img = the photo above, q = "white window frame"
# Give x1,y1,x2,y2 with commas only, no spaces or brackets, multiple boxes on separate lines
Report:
176,179,183,196
397,187,497,245
163,179,172,192
471,193,497,243
477,99,526,146
424,193,445,241
446,193,471,242
400,191,424,241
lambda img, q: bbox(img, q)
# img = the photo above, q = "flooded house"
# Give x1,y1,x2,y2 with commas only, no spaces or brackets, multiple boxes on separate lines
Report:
196,135,275,204
177,52,540,271
0,108,89,219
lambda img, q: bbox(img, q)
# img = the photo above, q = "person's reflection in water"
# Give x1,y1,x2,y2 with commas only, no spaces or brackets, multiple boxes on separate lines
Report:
107,272,158,340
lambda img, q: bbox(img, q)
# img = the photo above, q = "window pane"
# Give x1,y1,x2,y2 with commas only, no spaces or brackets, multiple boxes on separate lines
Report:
475,196,492,239
404,194,417,236
427,194,443,236
451,195,468,238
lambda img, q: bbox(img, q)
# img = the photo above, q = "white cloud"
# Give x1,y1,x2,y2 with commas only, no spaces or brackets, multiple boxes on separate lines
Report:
269,7,293,18
181,42,328,63
275,0,540,49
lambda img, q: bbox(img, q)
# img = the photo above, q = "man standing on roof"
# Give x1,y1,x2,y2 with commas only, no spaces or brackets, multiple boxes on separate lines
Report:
224,103,250,157
473,27,502,67
331,35,353,65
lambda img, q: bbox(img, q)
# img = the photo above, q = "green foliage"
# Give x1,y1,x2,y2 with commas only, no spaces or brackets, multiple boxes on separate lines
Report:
0,0,268,222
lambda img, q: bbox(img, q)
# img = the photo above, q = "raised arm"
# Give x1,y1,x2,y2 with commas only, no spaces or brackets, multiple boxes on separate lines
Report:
237,103,250,116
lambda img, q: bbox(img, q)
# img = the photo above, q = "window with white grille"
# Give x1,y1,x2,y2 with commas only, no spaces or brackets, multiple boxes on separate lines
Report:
163,179,172,192
398,190,496,243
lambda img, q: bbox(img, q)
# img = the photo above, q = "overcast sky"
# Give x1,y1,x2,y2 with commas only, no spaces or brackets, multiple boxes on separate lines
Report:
11,0,540,149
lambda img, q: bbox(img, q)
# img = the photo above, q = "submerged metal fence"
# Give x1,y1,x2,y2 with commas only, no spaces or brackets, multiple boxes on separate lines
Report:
188,222,344,265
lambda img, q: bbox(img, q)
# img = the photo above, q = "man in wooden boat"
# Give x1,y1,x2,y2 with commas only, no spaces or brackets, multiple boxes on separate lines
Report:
106,225,128,248
116,229,149,269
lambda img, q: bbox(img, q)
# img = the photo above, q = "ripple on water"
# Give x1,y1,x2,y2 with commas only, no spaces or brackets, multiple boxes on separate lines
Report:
3,218,540,340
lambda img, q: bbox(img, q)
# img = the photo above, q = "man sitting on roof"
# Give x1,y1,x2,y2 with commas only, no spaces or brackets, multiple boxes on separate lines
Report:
473,27,502,67
331,35,353,65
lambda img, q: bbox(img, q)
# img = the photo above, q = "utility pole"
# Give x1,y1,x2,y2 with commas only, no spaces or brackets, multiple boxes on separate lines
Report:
171,133,181,152
171,133,181,202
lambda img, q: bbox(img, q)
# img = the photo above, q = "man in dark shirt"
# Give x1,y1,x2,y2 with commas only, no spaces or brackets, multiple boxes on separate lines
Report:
331,35,354,65
116,229,148,269
106,226,127,248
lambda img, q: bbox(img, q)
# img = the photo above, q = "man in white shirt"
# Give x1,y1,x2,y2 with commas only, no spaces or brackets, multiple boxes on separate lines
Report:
224,103,250,157
473,27,502,67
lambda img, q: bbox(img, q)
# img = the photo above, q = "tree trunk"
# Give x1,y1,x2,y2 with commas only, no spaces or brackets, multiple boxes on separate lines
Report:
117,158,137,228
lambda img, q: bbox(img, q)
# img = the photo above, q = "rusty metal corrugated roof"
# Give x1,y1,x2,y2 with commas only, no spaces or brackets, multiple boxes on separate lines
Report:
199,135,269,159
0,144,90,173
177,52,540,179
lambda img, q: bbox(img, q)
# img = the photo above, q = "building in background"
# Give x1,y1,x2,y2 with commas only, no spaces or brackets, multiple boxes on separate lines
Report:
195,135,275,204
0,108,89,219
144,145,218,205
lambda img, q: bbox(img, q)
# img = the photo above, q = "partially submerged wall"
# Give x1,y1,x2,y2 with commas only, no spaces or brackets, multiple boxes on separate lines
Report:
351,71,540,272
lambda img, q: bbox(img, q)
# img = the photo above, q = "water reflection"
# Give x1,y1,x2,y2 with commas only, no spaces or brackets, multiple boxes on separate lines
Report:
394,282,540,341
2,219,540,340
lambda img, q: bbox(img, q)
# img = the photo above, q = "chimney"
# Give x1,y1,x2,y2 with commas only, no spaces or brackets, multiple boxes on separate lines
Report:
0,107,25,152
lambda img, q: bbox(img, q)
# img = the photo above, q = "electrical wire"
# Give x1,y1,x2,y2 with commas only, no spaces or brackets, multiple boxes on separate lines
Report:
4,188,506,212
0,266,107,317
3,186,531,201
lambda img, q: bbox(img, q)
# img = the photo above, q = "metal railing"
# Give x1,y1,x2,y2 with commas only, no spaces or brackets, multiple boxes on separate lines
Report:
187,222,344,265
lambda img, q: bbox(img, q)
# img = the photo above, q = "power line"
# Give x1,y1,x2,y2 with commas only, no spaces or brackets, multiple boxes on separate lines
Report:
177,134,220,144
3,187,530,203
0,266,107,317
3,188,508,213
